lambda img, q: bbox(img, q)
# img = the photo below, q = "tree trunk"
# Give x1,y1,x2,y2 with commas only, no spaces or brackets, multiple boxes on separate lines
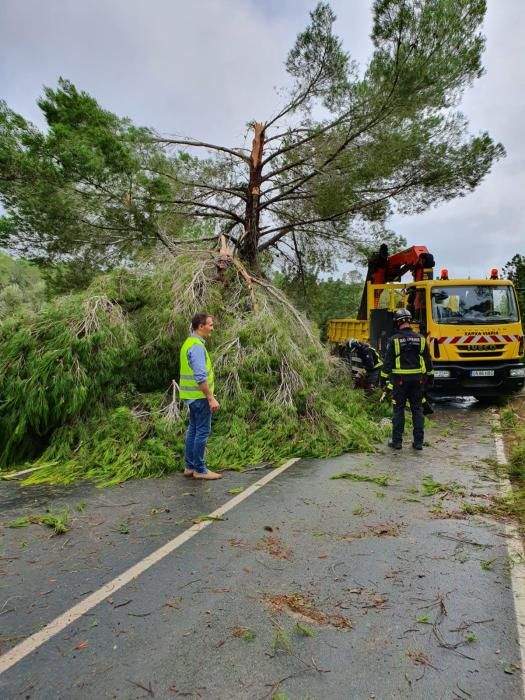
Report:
240,122,265,268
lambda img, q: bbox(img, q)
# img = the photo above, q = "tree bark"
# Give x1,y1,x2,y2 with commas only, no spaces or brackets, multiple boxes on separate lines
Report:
240,122,265,268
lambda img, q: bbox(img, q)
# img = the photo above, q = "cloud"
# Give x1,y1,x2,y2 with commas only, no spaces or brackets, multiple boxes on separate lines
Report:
1,0,300,143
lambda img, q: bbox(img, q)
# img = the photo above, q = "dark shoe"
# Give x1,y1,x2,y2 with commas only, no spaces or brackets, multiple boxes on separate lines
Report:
412,443,423,450
388,441,402,450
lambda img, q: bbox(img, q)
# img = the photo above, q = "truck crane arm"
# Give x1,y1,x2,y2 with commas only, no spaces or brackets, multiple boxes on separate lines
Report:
357,245,435,320
371,245,435,284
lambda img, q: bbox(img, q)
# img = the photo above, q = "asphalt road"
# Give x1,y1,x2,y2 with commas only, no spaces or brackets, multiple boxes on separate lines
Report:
0,400,524,700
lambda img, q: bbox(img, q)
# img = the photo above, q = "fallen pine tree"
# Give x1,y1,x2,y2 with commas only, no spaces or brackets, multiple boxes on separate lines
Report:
0,250,390,486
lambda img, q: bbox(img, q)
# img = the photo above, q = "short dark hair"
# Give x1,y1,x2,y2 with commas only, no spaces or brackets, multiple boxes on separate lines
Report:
191,312,212,330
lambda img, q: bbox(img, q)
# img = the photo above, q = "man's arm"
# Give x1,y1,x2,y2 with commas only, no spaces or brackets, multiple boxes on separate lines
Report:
423,341,433,375
380,339,394,385
423,341,434,384
197,379,220,412
188,345,220,412
361,348,375,372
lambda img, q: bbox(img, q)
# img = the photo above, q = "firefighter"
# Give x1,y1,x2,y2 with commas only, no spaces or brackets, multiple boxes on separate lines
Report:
380,309,434,450
347,339,383,392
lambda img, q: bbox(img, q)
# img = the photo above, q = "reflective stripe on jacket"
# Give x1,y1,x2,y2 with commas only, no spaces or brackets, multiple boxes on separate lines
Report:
354,343,383,372
380,327,433,380
370,346,383,370
179,336,215,399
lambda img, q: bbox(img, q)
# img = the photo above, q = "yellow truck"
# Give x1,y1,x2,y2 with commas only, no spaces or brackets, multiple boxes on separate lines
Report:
328,246,525,399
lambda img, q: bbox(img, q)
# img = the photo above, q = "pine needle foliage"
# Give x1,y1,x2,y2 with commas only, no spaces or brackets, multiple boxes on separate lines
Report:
0,252,388,486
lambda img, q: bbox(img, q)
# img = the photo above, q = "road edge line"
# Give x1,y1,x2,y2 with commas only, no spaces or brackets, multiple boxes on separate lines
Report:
0,457,300,676
492,415,525,690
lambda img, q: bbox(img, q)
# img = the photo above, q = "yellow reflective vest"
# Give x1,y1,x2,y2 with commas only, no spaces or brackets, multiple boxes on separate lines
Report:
179,336,215,400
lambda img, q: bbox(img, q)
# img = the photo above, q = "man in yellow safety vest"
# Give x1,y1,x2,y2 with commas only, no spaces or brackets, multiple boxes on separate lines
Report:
179,312,222,480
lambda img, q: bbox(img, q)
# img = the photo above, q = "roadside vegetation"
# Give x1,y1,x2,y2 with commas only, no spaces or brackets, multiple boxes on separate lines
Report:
0,253,46,323
498,396,525,528
274,272,363,342
0,252,390,486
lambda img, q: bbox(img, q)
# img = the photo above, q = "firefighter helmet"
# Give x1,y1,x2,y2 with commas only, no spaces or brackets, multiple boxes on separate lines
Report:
347,338,360,352
393,308,412,326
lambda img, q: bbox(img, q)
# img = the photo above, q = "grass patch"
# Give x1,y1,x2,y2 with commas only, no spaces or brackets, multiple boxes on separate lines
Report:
331,472,389,487
462,502,490,515
480,558,497,571
509,440,525,479
495,396,525,529
7,516,31,528
500,408,519,431
416,614,432,624
421,475,465,497
271,627,292,654
421,476,447,496
232,626,256,641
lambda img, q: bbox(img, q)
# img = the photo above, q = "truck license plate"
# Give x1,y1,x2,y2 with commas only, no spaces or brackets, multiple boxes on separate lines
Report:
470,370,495,377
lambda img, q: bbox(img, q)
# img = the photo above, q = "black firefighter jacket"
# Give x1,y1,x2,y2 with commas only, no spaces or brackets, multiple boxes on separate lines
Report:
380,327,434,382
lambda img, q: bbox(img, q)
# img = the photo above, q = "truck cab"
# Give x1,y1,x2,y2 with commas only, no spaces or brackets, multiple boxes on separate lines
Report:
424,279,524,397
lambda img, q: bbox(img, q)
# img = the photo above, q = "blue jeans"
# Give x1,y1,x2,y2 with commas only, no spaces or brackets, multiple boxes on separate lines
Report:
184,399,212,473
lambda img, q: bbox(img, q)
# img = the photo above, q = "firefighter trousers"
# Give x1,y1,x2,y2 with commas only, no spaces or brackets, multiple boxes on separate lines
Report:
392,377,425,446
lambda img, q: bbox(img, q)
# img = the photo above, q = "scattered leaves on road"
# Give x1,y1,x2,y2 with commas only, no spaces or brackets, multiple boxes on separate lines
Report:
7,509,70,535
262,592,351,629
232,626,256,641
257,535,293,560
74,639,89,650
192,515,225,523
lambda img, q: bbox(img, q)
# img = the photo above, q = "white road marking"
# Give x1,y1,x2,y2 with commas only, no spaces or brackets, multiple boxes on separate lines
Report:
493,416,525,695
0,458,299,676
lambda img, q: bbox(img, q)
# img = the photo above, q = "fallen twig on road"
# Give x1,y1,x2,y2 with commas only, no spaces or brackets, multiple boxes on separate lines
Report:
425,593,476,660
127,679,154,696
435,532,494,548
449,618,494,632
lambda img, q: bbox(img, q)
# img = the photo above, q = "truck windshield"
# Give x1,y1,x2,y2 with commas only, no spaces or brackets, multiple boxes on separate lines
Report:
431,285,519,325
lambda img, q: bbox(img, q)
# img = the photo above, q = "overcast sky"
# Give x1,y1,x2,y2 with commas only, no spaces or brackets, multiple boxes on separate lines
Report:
1,0,524,279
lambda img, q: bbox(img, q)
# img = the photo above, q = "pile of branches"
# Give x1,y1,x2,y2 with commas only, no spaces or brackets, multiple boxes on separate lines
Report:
0,251,389,486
